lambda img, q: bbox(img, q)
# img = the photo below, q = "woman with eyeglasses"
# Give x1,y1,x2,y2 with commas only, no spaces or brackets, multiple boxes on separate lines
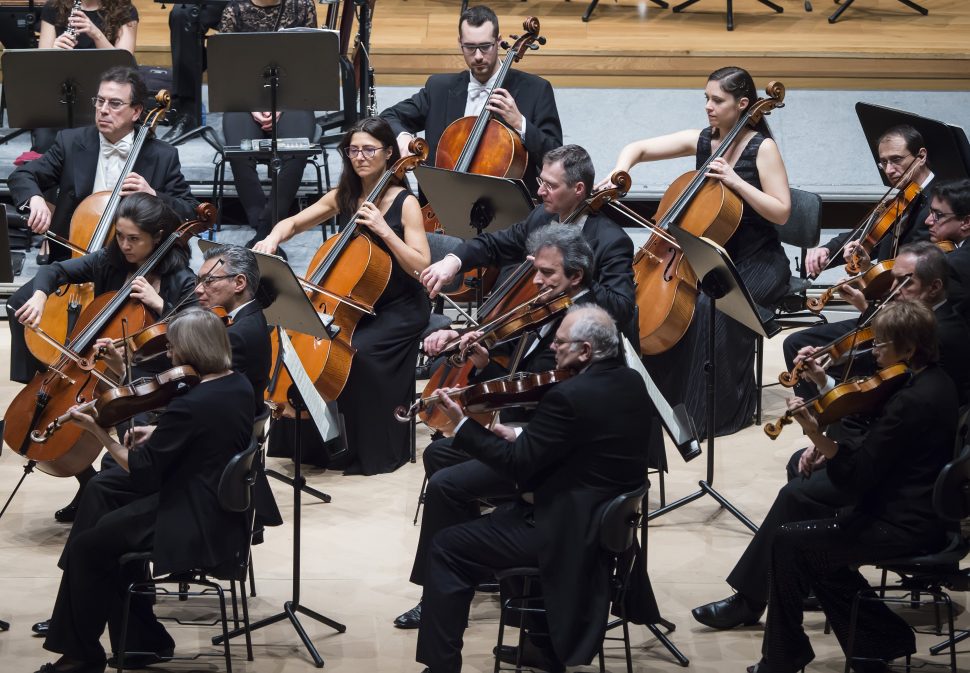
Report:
750,299,956,673
9,192,197,523
218,0,318,249
255,116,431,475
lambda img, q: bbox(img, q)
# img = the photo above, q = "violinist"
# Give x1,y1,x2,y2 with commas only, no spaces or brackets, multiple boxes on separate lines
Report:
414,305,652,673
8,66,198,264
748,300,957,673
604,65,791,437
924,178,970,321
6,193,197,524
421,144,636,335
32,309,254,673
254,116,431,475
691,242,970,634
380,4,562,197
804,124,934,278
394,223,595,630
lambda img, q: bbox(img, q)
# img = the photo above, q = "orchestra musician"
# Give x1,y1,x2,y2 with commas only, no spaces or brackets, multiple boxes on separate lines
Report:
8,66,198,264
925,178,970,320
749,300,957,673
414,304,651,673
217,0,319,249
603,65,792,438
6,193,196,524
692,241,970,632
254,116,431,475
380,4,563,197
32,309,254,673
394,223,600,630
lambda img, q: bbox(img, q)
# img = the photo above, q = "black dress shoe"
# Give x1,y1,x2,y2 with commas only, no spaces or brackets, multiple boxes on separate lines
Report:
54,503,78,523
161,115,197,143
494,641,565,673
32,618,51,635
691,593,766,630
106,647,174,669
35,659,106,673
393,601,421,629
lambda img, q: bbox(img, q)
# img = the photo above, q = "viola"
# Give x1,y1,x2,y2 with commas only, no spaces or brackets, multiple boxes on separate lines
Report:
30,365,200,444
3,206,214,478
634,81,787,355
27,92,173,366
395,368,574,422
764,364,909,440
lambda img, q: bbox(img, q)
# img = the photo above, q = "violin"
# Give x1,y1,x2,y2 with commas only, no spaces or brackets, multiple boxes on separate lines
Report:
805,260,896,314
106,306,232,362
778,326,874,388
27,92,173,366
633,81,786,355
395,368,574,422
764,364,909,440
30,365,200,444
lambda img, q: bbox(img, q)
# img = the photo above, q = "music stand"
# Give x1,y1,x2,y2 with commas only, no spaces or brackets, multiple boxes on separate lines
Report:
0,48,136,145
856,103,970,184
829,0,926,24
207,31,340,230
671,0,783,31
205,245,346,668
647,226,780,533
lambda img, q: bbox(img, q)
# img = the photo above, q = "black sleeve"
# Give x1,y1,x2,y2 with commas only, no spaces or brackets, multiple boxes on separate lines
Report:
454,217,533,270
822,231,850,261
380,79,433,137
33,250,105,296
149,145,199,221
40,1,58,27
826,391,909,495
160,268,199,317
8,130,68,207
521,78,562,165
589,228,635,328
128,397,194,491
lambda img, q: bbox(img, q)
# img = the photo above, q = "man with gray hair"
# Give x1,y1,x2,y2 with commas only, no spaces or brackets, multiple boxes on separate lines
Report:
415,303,652,673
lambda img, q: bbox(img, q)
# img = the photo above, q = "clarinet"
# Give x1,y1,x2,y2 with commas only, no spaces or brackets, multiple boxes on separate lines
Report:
65,0,82,39
367,67,377,117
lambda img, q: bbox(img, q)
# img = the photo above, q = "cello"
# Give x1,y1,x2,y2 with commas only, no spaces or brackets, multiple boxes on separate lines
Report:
3,207,214,477
633,81,787,355
264,139,430,413
26,91,173,366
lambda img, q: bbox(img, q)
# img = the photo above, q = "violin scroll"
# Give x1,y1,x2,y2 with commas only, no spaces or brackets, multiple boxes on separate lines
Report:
144,89,173,136
763,415,792,440
746,80,786,129
504,17,544,63
391,138,430,179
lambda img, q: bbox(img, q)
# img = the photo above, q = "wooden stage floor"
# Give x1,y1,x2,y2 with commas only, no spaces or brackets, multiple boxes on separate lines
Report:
125,0,970,90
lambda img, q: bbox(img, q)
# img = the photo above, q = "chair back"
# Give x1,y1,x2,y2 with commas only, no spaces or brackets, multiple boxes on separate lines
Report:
253,409,271,445
218,438,260,514
599,483,648,556
934,445,970,522
776,188,823,250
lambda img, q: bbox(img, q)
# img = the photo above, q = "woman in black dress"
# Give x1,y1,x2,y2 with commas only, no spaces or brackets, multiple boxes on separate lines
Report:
605,66,792,437
255,116,432,475
34,309,253,673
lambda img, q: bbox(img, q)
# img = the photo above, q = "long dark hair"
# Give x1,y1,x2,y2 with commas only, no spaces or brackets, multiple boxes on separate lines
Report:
335,117,402,218
707,66,773,139
105,193,189,275
54,0,134,44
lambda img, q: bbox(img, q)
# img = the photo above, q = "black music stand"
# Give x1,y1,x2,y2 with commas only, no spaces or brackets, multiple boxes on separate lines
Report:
672,0,783,31
209,247,345,668
207,30,340,229
0,48,135,145
829,0,927,24
647,226,780,532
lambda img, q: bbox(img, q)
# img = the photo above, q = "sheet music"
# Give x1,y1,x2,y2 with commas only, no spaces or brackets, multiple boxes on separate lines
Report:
278,328,339,442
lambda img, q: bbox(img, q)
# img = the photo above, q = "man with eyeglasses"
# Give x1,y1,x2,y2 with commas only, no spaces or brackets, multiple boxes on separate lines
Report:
924,178,970,322
381,4,562,198
8,65,198,265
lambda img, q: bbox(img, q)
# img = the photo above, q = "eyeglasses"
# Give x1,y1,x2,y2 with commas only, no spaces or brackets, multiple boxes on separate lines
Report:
929,209,958,224
551,337,584,348
460,42,496,55
195,273,234,287
536,176,560,191
343,145,387,158
91,96,132,111
872,340,893,351
877,154,912,170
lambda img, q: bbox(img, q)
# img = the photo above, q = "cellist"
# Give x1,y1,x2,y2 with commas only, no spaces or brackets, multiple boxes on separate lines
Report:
602,66,792,438
254,116,431,476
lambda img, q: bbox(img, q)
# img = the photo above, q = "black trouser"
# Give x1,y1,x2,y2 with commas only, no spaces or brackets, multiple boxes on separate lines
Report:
782,319,857,400
6,279,45,383
168,1,226,121
417,501,546,673
422,436,472,477
221,110,317,240
761,516,923,672
726,450,854,606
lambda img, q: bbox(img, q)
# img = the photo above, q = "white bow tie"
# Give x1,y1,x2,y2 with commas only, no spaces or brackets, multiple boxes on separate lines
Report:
102,138,132,160
468,84,491,103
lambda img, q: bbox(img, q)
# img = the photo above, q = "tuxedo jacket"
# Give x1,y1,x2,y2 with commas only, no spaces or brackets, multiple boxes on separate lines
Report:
227,301,272,419
454,206,636,334
381,69,562,194
8,126,199,239
454,357,652,665
945,242,970,324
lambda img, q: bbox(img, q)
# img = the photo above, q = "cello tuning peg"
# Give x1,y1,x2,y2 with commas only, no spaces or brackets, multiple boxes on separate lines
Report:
537,36,547,45
528,43,539,50
509,33,519,40
500,40,510,50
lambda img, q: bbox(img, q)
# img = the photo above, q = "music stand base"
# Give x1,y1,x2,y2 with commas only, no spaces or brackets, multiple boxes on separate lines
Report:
0,459,37,522
828,0,927,23
672,0,782,30
266,468,332,503
646,621,689,667
647,480,758,533
214,600,347,668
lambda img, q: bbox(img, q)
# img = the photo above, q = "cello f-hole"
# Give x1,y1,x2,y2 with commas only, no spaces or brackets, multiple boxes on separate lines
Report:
663,247,677,282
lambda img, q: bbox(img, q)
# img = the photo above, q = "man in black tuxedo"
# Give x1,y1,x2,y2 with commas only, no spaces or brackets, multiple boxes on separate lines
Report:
925,178,970,322
8,66,197,264
415,305,652,673
692,241,969,632
381,4,562,198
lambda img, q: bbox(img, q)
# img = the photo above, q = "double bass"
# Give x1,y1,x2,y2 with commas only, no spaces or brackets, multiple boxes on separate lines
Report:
634,81,787,355
26,91,173,366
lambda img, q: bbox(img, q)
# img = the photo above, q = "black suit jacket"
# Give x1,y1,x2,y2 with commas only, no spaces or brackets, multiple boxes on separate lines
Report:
945,242,970,324
8,126,199,241
227,301,271,419
935,301,970,406
381,69,562,195
454,357,651,665
454,206,636,335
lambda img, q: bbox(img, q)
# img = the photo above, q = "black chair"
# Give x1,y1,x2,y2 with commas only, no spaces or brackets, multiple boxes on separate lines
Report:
114,438,261,673
844,445,970,673
754,187,825,423
492,483,650,673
